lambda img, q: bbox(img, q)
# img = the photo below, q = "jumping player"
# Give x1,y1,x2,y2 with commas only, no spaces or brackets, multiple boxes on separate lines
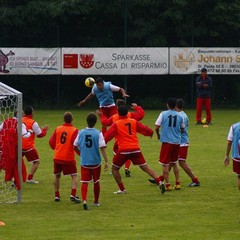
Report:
77,77,129,134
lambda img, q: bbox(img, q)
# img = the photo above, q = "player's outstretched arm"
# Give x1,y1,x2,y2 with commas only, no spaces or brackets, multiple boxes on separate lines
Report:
119,88,129,98
136,121,153,137
77,93,94,107
130,104,145,121
33,122,49,138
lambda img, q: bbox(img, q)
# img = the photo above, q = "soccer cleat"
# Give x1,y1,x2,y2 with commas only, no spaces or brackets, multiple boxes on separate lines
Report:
148,178,157,184
159,181,165,194
94,203,101,207
195,121,202,125
113,189,127,194
166,185,172,191
70,195,81,203
125,169,131,177
207,121,212,125
27,179,39,184
188,182,200,187
174,184,181,190
83,201,89,210
55,197,60,202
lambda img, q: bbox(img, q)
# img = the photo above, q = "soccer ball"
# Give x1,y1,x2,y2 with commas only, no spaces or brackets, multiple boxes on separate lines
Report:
85,77,95,88
201,118,207,125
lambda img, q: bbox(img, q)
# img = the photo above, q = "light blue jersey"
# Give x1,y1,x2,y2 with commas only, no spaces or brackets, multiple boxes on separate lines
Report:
231,123,240,159
179,111,189,144
92,81,115,107
75,128,102,166
155,109,183,144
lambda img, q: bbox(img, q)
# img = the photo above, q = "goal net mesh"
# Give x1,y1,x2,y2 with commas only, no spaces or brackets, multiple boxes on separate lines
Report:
0,82,22,203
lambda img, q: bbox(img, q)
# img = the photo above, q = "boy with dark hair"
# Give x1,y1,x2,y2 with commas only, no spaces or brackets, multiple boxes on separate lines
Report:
175,99,200,187
195,68,213,125
22,105,48,183
104,105,165,194
154,98,184,191
150,99,200,187
78,77,129,134
74,113,109,210
98,98,145,177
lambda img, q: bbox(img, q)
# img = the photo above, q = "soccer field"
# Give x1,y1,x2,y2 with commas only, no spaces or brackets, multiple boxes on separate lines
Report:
1,109,240,240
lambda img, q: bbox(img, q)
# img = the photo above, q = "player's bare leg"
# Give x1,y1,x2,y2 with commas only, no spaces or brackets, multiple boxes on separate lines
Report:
30,161,39,176
172,163,181,190
54,174,61,201
140,164,165,194
71,174,78,190
70,174,80,203
162,164,169,184
112,165,126,194
179,161,200,186
125,160,131,177
179,161,195,179
27,161,40,183
54,174,61,192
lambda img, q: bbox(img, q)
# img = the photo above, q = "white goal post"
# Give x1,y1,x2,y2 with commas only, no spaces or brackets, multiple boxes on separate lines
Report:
0,82,22,203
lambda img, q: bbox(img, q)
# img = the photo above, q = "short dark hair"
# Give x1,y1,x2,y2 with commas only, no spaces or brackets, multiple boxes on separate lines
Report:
24,105,33,115
64,112,73,123
116,99,126,108
87,112,97,128
201,67,207,72
167,98,177,109
118,105,128,116
95,77,104,84
176,98,184,110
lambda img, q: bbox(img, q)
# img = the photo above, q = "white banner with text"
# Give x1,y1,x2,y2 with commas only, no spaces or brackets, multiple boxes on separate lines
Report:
0,48,61,75
1,47,240,75
62,48,168,75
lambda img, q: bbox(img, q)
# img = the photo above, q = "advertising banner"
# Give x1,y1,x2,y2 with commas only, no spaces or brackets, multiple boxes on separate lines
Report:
62,48,168,75
1,47,240,75
0,48,61,75
170,48,240,74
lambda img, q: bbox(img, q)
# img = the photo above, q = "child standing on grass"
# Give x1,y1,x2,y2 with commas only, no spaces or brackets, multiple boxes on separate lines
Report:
224,121,240,191
74,113,108,210
49,112,80,203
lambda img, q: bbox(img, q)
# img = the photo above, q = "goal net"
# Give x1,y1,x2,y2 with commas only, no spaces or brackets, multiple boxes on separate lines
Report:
0,82,22,203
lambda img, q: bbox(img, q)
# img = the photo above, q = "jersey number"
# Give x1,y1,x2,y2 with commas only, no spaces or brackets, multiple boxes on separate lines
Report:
85,134,93,148
125,122,132,135
168,115,177,127
60,132,67,144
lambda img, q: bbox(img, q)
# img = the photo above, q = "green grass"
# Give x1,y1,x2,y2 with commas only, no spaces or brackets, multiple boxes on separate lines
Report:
1,109,240,240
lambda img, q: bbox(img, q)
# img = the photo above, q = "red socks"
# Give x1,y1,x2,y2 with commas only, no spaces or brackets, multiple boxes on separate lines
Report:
118,183,125,191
